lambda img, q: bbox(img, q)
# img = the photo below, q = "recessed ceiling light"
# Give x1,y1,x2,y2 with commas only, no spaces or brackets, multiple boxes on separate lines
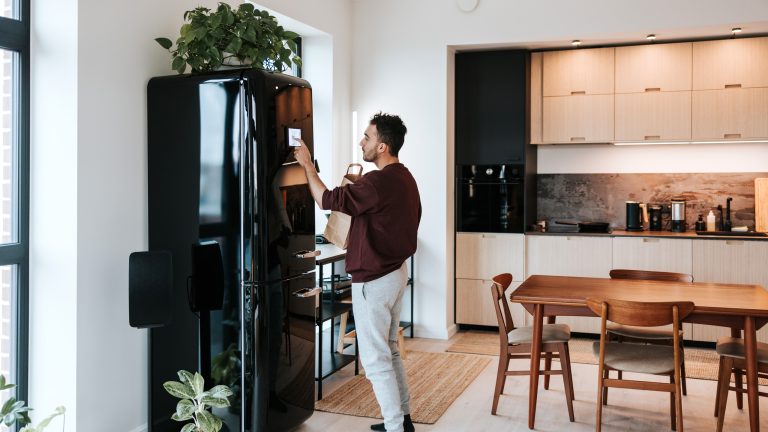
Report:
732,27,742,34
646,34,656,41
571,40,581,47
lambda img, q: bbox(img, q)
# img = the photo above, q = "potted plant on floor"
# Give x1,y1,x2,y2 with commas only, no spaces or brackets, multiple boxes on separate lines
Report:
164,370,233,432
155,2,302,74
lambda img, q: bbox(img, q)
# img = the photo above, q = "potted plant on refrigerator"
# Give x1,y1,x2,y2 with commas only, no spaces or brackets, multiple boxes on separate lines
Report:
155,2,302,74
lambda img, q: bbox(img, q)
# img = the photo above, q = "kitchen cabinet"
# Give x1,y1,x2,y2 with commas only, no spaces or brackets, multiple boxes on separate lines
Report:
692,37,768,90
615,91,692,141
526,235,612,333
543,47,614,96
542,94,614,143
612,237,693,274
455,233,525,326
615,42,692,93
456,233,525,280
456,279,527,327
692,239,768,343
691,87,768,140
530,52,543,144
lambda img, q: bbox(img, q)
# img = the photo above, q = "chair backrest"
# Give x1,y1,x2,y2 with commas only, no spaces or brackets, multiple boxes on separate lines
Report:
490,273,515,336
586,298,695,328
610,269,693,283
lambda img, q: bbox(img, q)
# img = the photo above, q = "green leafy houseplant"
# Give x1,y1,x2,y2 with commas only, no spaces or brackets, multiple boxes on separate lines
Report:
0,374,65,432
164,370,234,432
155,2,302,74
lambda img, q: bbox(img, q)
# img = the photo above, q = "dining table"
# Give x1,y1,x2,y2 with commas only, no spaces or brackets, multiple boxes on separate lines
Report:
510,274,768,431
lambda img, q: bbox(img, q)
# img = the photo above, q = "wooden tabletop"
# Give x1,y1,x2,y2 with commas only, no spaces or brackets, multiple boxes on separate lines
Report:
511,275,768,318
316,243,346,265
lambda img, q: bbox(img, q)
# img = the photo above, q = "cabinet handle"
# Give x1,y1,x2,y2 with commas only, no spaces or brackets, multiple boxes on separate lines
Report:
724,84,742,89
725,240,744,246
570,137,586,142
724,133,741,139
481,234,496,238
571,90,586,95
642,238,660,243
644,135,661,140
644,87,661,92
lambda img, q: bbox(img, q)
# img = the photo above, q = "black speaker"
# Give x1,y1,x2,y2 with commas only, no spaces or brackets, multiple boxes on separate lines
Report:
189,241,225,312
128,251,172,328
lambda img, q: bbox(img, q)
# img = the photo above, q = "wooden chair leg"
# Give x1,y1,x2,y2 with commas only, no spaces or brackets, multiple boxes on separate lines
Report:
563,343,575,401
734,365,744,410
336,312,348,354
544,351,552,390
669,375,676,431
491,352,509,415
397,327,407,360
714,356,724,417
558,345,575,422
680,343,688,396
716,357,733,432
602,368,610,406
674,374,684,432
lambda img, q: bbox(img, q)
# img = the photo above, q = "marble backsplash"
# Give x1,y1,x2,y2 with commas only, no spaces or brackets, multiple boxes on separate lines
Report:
538,173,768,230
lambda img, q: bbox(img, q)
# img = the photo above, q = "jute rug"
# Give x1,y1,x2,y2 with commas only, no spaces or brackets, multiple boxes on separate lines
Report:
446,330,768,385
315,350,491,424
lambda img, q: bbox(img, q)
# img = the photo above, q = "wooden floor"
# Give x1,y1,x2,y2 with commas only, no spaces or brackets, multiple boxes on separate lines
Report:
298,331,768,431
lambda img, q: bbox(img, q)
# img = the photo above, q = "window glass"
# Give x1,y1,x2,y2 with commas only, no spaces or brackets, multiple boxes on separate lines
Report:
0,49,15,244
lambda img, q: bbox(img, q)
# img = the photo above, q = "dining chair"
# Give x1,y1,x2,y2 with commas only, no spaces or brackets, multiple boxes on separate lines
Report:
712,336,768,432
587,298,694,432
605,269,692,401
490,273,575,422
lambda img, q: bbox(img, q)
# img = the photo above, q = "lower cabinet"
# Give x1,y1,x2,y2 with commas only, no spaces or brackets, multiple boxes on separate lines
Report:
456,278,527,327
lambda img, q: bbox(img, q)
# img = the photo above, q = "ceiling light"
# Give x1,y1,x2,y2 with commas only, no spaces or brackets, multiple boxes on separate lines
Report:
571,40,581,47
732,27,742,34
646,34,656,41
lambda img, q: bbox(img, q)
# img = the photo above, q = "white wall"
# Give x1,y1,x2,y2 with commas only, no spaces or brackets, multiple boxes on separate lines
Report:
349,0,768,339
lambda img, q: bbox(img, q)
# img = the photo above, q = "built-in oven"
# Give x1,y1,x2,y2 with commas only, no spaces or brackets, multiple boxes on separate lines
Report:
457,164,525,233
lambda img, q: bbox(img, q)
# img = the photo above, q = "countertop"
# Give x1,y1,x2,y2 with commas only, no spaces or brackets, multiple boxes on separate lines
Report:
526,229,768,241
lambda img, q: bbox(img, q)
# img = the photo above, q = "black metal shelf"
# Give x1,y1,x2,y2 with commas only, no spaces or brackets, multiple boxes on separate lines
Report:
317,301,353,323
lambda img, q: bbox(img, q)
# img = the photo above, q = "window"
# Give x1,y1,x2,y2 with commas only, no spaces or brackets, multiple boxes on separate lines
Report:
0,0,30,407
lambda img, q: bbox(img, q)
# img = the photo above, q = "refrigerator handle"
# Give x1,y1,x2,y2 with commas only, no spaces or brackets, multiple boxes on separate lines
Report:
293,287,321,298
294,249,321,259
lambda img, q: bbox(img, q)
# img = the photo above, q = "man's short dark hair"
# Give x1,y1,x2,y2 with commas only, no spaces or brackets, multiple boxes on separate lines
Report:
370,112,407,157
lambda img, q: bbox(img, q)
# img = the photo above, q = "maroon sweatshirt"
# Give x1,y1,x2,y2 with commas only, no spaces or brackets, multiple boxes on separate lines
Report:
322,163,421,282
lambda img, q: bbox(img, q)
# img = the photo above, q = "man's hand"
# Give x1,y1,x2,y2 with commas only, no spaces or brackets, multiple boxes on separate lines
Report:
293,138,313,170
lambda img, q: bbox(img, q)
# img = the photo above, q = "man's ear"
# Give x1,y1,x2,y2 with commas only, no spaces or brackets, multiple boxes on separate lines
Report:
378,142,389,154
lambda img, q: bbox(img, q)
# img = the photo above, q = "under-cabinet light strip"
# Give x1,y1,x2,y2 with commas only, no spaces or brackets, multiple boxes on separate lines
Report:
614,139,768,146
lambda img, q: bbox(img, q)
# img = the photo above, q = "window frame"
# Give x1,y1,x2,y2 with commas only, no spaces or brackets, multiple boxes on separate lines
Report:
0,0,30,411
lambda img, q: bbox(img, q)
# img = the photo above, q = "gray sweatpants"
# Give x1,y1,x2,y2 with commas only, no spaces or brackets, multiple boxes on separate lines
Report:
352,262,411,432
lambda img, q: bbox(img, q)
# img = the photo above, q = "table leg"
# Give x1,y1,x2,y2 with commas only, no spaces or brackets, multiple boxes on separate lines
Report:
528,303,544,430
743,316,759,432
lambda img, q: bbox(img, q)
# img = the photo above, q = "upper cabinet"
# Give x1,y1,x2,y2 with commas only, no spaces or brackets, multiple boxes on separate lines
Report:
615,43,692,93
542,95,614,143
543,48,614,96
692,88,768,140
693,37,768,90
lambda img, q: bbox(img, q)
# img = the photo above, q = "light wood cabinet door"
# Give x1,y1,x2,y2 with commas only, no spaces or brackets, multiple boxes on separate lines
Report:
612,237,693,274
543,47,615,96
530,52,543,144
692,239,768,343
691,88,768,140
542,95,614,143
615,92,692,141
526,235,613,278
456,279,526,327
692,37,768,90
615,42,692,93
456,233,525,281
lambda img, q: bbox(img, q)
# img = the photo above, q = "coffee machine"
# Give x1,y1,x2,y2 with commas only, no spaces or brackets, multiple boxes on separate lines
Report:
648,205,663,231
671,199,686,232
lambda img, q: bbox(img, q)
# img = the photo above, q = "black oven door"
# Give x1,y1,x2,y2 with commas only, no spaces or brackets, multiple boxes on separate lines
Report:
457,180,525,233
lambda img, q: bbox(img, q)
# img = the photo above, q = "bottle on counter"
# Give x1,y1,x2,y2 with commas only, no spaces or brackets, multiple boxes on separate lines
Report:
695,214,706,231
706,210,716,232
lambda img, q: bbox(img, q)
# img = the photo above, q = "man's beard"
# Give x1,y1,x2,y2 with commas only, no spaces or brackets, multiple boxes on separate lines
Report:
362,151,376,163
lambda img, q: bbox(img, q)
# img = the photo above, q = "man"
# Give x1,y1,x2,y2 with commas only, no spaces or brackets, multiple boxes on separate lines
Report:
294,112,421,432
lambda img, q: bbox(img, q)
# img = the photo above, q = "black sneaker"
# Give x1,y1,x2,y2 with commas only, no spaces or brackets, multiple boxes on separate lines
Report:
370,414,414,432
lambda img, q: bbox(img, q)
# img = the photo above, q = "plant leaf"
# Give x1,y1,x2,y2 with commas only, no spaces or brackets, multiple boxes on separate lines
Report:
171,412,194,422
197,410,216,432
192,372,205,396
284,31,299,40
201,396,230,408
177,370,195,385
181,424,197,432
155,38,173,50
239,3,255,14
164,381,195,399
176,399,196,419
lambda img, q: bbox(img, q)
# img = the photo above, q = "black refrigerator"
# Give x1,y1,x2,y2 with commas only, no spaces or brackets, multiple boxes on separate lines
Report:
147,68,318,432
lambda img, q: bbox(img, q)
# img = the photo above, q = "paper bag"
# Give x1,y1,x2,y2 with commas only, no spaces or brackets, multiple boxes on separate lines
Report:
323,164,363,249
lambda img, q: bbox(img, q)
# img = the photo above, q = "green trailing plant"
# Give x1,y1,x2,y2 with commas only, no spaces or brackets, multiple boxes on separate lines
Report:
155,2,302,74
0,374,65,432
164,370,234,432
